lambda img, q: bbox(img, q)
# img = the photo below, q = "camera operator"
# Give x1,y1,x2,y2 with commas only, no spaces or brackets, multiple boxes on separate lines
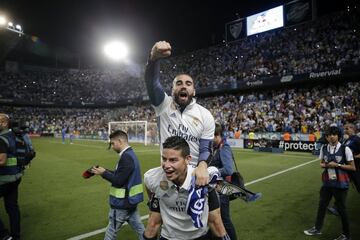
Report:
0,113,22,240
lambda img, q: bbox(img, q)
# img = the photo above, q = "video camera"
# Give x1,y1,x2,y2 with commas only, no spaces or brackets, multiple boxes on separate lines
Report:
9,121,30,135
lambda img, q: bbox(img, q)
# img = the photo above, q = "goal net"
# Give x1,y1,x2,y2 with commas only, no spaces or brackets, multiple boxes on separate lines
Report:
108,121,159,145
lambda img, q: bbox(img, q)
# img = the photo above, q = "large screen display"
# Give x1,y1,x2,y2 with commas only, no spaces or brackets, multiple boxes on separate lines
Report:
246,5,284,36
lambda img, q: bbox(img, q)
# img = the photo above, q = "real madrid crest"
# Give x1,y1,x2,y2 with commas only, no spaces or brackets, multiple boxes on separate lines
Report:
160,181,169,190
192,117,200,126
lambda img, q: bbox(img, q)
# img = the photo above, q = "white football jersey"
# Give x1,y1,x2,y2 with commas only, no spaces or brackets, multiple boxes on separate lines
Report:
144,166,209,240
154,93,215,166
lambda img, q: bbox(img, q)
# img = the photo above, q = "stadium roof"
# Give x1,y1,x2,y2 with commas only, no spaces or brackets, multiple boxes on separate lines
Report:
0,0,352,66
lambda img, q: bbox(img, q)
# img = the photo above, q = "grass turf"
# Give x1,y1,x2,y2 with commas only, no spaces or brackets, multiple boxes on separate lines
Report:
1,137,359,240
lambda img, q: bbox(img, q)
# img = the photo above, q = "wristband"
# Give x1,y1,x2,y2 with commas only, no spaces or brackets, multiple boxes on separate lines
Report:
222,233,231,240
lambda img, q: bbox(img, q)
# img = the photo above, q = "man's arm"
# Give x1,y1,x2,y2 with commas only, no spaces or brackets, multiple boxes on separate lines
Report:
194,138,212,186
195,109,215,186
143,211,162,239
143,172,162,240
194,139,212,186
92,155,134,186
208,208,228,238
144,41,171,106
207,189,228,238
218,144,235,177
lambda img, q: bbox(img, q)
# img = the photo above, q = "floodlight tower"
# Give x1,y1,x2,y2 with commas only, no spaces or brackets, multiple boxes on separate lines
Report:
0,14,24,36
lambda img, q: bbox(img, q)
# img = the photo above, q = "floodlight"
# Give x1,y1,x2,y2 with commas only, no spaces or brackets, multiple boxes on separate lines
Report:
0,13,24,36
104,41,128,61
0,16,6,25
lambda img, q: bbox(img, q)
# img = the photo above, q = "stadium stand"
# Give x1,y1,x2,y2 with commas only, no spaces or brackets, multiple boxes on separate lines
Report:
0,7,359,139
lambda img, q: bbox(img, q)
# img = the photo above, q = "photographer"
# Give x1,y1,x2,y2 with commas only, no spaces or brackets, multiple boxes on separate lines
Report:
304,126,355,240
0,113,22,240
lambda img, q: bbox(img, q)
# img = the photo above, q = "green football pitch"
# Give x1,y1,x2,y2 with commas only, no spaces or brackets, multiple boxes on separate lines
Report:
1,138,359,240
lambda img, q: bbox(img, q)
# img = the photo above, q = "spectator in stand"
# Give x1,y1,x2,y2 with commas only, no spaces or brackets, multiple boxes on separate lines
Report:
308,130,316,142
283,132,291,141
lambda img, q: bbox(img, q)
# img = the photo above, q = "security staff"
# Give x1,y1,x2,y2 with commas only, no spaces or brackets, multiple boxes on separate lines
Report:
91,130,145,240
0,113,22,240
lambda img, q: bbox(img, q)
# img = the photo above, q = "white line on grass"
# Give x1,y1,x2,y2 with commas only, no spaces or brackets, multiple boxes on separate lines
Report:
66,215,150,240
67,157,319,240
244,158,319,186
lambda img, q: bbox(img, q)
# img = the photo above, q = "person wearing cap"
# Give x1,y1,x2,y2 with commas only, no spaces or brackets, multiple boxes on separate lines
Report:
0,113,22,240
304,126,355,240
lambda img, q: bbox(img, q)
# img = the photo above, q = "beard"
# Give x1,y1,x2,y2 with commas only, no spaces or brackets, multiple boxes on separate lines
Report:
174,92,193,108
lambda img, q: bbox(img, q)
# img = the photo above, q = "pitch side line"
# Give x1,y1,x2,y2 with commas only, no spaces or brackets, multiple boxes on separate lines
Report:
244,158,319,186
66,215,150,240
67,158,319,240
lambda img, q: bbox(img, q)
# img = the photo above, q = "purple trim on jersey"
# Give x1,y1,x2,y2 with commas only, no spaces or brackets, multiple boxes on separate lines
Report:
145,60,165,106
199,138,212,163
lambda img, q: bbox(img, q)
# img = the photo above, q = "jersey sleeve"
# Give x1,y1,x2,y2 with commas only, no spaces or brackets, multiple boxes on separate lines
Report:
200,108,215,140
144,60,165,106
345,146,354,162
144,166,163,193
153,93,172,116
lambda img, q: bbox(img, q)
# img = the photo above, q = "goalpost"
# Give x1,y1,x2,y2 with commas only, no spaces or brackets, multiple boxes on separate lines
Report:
108,121,159,145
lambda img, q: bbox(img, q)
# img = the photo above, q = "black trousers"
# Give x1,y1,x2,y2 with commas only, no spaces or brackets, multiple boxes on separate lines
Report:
219,194,237,240
0,178,21,239
315,186,350,238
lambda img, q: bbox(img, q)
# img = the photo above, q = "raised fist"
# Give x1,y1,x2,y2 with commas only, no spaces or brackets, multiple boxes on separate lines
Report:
150,41,172,61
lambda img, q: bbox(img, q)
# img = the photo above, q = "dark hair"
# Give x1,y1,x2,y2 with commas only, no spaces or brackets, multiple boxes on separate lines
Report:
109,130,128,142
325,126,341,138
214,123,223,137
163,136,190,158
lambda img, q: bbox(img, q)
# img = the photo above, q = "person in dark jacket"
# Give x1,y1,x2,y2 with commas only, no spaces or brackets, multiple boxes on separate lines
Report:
209,123,237,240
91,130,145,240
0,113,22,240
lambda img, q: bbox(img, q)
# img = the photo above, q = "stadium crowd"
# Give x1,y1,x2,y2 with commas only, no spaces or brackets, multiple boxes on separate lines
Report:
160,9,359,88
0,8,359,138
0,68,146,103
1,81,358,138
200,81,359,136
0,7,359,103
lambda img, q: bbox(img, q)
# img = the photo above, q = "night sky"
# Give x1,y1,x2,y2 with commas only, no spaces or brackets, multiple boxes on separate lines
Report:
0,0,352,65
